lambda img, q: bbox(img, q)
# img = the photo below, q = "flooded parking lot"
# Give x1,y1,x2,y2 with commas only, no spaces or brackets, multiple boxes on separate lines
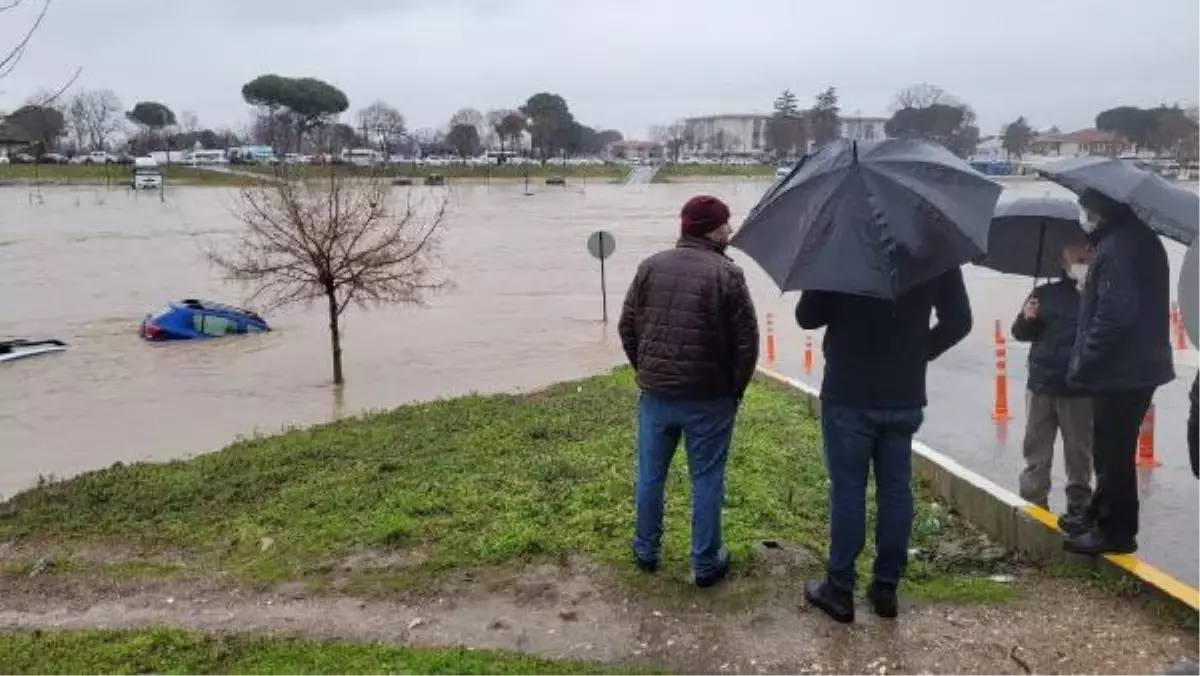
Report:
1,178,1195,583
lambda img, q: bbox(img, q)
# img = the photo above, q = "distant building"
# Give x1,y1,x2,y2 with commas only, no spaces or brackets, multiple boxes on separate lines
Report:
972,136,1007,160
678,112,890,157
1029,128,1130,158
840,116,889,142
681,114,770,156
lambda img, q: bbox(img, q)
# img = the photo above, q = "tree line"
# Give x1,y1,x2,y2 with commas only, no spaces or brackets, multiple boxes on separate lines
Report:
2,71,622,162
999,104,1198,162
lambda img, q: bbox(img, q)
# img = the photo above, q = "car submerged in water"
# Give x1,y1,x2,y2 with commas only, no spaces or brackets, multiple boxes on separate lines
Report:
140,299,270,341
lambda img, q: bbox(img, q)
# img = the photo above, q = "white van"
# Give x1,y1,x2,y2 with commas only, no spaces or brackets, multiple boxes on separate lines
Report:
342,148,383,168
133,157,162,190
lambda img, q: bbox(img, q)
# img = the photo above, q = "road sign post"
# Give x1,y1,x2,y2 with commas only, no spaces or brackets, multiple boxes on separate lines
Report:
587,230,617,322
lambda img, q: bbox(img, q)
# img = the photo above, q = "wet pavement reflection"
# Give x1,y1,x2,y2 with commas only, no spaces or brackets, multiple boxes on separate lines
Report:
0,178,1195,584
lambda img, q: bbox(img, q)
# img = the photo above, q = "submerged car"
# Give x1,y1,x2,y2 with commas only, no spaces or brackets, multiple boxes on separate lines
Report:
0,338,67,363
141,299,270,341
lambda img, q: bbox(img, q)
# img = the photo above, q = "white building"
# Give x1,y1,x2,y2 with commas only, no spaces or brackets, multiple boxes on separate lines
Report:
679,112,890,156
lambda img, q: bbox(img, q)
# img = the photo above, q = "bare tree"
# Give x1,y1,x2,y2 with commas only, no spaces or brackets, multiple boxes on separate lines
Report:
64,89,122,151
487,108,525,155
892,83,952,111
357,100,406,156
653,120,689,163
1,0,80,103
211,173,449,385
450,107,485,144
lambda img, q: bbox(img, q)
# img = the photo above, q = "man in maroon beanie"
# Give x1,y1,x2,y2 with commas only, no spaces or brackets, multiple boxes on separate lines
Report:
617,194,760,588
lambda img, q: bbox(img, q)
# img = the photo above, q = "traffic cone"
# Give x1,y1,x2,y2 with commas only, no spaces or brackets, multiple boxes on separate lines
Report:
1136,404,1160,468
766,313,776,363
803,334,814,374
992,319,1011,422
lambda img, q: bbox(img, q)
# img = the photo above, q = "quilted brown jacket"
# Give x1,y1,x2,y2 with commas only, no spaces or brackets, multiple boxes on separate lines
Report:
618,236,759,400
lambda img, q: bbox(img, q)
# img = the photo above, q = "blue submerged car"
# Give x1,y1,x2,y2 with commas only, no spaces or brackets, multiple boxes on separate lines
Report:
140,299,270,341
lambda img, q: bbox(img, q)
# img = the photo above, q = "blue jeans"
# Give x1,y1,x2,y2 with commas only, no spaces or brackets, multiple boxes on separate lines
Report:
821,403,924,593
633,392,737,577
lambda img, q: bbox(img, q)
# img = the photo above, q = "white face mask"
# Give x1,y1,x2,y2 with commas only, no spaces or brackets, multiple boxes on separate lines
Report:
1080,213,1100,233
1069,263,1089,283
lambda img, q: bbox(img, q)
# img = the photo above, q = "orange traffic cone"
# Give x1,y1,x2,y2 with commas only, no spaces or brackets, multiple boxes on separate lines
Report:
1136,404,1160,468
766,313,776,363
803,334,814,374
992,319,1011,422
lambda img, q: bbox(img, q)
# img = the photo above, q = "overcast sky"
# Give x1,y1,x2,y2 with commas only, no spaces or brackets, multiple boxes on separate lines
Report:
2,0,1197,139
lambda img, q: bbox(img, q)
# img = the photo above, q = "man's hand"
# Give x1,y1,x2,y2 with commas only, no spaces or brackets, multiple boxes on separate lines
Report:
1021,297,1040,321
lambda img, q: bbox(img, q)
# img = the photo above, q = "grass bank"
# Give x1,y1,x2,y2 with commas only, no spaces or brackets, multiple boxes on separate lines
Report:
254,163,630,182
0,369,1009,602
0,628,639,675
654,164,776,182
0,164,261,187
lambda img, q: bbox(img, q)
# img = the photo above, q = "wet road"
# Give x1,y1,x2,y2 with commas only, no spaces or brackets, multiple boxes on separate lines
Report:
1,178,1195,584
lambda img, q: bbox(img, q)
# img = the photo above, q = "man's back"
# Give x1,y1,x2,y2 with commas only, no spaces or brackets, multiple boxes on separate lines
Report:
618,236,759,400
795,269,972,409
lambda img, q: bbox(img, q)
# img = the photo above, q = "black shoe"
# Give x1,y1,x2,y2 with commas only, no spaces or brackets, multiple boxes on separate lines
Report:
1057,511,1093,537
1063,529,1137,556
633,554,658,573
695,554,730,588
803,580,855,624
866,582,899,619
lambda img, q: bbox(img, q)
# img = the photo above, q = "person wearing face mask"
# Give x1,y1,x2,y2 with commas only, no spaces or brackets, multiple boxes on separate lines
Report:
618,195,759,588
1011,243,1094,516
1059,189,1175,555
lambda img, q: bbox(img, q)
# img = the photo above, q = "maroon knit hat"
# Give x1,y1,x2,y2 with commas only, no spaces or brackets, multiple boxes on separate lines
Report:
680,195,731,237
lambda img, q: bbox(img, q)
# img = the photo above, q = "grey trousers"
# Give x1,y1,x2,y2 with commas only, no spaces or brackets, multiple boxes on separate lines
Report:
1020,391,1094,510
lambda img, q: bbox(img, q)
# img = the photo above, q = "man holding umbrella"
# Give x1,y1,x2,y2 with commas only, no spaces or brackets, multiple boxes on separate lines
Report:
732,138,1000,622
982,197,1095,515
1038,155,1196,555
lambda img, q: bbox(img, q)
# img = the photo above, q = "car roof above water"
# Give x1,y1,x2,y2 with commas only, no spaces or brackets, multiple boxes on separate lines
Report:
172,299,261,319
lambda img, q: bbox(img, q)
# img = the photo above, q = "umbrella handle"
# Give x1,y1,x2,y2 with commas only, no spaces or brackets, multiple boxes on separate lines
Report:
1032,219,1047,290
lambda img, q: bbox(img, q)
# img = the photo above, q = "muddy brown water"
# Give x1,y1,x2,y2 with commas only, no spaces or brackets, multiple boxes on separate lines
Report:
1,179,1196,585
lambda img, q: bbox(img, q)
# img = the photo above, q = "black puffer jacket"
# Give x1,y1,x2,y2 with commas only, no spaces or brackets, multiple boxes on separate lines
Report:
1011,277,1083,396
618,236,759,400
1067,216,1175,391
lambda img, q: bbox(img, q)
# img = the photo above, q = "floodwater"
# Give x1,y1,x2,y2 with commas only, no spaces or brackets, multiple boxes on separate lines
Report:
1,178,1196,584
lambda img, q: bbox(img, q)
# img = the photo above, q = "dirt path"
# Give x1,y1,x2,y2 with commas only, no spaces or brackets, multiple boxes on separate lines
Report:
1,561,1195,675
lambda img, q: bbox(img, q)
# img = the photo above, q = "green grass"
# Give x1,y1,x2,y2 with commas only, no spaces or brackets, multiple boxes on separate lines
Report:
252,163,629,181
654,164,776,181
0,163,261,187
0,628,643,675
0,369,1007,600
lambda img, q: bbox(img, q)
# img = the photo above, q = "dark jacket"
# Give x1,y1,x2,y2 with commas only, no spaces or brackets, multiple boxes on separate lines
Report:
1189,374,1197,479
795,268,972,410
618,236,759,400
1067,216,1175,391
1011,277,1083,396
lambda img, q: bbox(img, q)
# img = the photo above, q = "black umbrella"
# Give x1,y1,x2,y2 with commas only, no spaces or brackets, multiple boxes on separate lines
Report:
976,197,1088,279
1038,155,1198,245
731,138,1003,299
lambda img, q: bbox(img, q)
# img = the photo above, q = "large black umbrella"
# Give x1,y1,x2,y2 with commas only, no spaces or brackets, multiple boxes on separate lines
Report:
1038,156,1198,245
976,197,1088,279
731,138,1003,299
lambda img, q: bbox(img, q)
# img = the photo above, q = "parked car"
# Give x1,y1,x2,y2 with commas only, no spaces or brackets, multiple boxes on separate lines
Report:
37,153,68,164
140,299,271,341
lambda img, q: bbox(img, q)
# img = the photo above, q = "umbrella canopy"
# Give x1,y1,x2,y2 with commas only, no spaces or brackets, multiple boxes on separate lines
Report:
1038,156,1198,245
1181,239,1198,348
976,197,1089,278
731,138,1003,299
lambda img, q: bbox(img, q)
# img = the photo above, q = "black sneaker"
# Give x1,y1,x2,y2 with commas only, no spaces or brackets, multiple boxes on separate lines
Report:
695,554,731,588
633,551,658,573
803,580,854,624
1057,511,1092,537
866,582,899,619
1063,529,1137,556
